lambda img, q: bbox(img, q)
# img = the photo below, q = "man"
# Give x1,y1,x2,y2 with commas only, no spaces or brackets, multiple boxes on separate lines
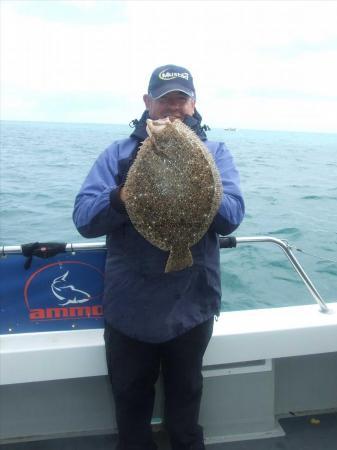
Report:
73,64,245,450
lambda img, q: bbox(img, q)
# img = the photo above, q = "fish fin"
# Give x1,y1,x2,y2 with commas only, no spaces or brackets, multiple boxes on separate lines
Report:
165,247,193,273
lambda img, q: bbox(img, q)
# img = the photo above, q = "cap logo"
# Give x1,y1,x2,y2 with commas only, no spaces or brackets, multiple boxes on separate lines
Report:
159,69,189,81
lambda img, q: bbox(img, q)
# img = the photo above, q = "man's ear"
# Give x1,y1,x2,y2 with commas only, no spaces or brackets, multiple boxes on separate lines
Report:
143,94,151,110
191,99,196,113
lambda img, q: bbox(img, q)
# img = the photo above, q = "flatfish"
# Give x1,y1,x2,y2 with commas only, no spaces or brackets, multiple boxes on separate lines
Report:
124,117,222,272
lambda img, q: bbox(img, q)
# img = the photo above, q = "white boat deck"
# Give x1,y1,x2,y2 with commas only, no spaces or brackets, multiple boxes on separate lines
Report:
1,412,336,450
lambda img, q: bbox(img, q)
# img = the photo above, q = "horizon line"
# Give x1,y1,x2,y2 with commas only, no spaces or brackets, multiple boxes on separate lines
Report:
1,118,336,136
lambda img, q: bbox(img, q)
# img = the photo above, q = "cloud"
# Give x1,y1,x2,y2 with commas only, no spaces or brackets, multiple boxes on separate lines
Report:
1,0,127,24
1,0,337,132
203,96,337,132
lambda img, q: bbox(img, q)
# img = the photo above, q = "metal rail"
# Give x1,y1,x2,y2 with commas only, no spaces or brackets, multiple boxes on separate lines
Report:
1,236,330,313
1,242,106,255
219,236,330,313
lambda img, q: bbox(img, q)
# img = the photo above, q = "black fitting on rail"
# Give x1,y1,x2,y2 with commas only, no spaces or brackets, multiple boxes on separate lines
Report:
219,236,237,249
22,242,67,269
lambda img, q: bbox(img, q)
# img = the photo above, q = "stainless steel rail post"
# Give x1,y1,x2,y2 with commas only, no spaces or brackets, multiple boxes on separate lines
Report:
220,236,330,313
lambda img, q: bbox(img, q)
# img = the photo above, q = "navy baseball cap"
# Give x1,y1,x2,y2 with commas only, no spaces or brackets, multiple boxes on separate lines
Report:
148,64,196,99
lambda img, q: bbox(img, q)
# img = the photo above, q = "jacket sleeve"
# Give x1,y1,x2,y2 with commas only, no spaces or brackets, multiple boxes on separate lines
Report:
210,142,245,235
73,142,129,238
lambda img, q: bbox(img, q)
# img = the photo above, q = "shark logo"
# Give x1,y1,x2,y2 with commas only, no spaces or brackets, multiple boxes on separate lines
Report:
51,271,91,306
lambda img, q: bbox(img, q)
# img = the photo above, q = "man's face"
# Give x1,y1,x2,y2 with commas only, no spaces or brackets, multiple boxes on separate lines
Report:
143,91,196,121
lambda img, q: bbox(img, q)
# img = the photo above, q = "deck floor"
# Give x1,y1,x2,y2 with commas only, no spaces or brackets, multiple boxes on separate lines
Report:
1,412,337,450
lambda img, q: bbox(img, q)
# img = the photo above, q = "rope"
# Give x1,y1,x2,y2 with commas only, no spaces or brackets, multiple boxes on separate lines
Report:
289,246,337,265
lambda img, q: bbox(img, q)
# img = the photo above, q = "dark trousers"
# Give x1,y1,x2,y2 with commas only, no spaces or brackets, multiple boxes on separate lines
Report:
104,317,214,450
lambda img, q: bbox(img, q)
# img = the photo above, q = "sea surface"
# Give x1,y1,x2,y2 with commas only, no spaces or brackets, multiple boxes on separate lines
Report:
1,120,336,311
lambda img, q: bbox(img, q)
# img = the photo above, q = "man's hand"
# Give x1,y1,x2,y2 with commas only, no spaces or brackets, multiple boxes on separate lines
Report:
120,187,128,203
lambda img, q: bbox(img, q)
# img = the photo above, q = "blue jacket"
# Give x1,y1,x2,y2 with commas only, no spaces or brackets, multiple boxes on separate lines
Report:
73,117,244,343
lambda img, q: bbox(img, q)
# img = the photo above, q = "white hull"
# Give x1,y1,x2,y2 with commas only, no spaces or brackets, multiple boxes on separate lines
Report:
1,303,337,444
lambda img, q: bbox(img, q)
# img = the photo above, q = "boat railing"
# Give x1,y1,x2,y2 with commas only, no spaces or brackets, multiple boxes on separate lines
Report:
219,236,330,313
1,235,330,313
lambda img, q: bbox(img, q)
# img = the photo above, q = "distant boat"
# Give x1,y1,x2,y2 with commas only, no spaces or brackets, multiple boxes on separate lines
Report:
224,127,236,131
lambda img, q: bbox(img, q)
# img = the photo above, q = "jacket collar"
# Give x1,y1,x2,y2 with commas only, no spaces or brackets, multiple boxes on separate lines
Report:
130,109,208,142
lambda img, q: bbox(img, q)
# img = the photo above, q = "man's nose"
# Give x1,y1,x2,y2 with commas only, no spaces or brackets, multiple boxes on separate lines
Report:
167,100,181,111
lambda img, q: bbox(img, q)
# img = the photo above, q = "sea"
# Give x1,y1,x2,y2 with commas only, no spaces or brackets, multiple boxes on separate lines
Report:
1,120,336,312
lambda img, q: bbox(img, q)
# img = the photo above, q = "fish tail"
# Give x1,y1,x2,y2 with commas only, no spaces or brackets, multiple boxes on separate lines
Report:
165,246,193,273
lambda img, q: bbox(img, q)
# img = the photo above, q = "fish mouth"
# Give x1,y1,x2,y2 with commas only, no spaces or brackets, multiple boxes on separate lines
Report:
146,118,171,137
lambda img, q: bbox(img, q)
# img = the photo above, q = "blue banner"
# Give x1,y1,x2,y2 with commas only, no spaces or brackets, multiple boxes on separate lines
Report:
0,250,106,334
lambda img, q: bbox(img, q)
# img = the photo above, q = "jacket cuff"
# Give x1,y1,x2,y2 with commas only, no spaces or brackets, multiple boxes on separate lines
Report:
110,186,127,215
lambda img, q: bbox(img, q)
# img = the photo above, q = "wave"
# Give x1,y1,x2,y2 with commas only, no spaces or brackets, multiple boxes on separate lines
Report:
301,195,337,201
268,228,302,239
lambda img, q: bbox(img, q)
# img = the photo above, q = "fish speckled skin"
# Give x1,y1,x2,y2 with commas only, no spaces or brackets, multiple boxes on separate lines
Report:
124,118,222,272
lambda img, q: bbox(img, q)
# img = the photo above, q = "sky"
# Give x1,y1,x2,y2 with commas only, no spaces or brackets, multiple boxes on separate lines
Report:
1,0,337,133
